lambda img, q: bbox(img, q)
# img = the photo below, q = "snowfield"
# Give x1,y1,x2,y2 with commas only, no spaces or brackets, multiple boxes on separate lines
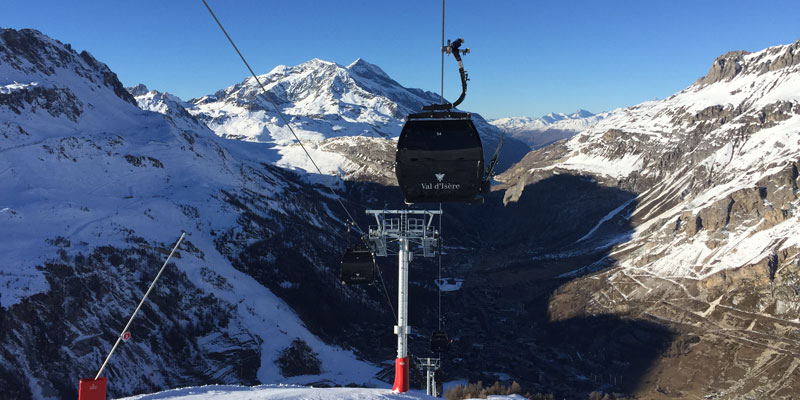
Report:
118,385,422,400
116,384,527,400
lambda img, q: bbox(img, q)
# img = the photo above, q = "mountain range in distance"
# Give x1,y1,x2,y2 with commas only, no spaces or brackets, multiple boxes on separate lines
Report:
490,109,614,149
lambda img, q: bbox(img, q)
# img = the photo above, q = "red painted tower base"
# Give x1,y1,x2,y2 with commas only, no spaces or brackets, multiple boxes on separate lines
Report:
392,357,410,392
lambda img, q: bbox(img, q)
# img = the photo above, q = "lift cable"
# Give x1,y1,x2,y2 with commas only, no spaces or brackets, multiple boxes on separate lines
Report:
201,0,360,232
202,0,397,321
373,251,397,321
438,203,443,331
439,0,445,105
437,0,445,352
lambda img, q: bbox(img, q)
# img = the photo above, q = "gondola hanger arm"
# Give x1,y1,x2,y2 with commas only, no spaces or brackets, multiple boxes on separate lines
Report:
423,37,470,111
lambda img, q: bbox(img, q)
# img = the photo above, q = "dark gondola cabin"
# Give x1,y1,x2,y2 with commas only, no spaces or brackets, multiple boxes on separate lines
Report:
430,329,450,353
396,112,485,204
339,246,375,285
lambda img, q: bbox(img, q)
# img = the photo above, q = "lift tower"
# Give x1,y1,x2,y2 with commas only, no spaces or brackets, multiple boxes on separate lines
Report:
366,209,441,393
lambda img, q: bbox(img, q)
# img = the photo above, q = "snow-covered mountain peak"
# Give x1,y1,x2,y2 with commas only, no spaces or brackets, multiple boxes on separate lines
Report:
489,109,612,148
346,57,392,80
306,57,336,66
491,109,608,130
128,83,150,97
190,56,437,124
128,85,205,132
570,109,594,118
180,56,522,177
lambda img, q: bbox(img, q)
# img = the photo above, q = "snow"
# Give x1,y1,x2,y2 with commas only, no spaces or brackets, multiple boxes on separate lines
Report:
115,384,528,400
489,110,614,148
0,30,389,394
116,385,432,400
557,152,643,180
177,236,381,385
576,197,636,243
275,143,352,180
620,197,800,280
490,110,608,132
183,57,443,179
0,36,159,307
0,80,39,94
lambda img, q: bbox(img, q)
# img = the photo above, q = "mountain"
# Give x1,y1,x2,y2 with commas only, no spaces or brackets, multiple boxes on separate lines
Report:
0,28,386,399
5,25,800,400
183,58,530,181
490,109,613,148
188,58,432,143
495,39,800,397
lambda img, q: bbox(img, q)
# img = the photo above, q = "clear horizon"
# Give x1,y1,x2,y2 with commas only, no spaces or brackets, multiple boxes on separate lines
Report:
2,0,800,119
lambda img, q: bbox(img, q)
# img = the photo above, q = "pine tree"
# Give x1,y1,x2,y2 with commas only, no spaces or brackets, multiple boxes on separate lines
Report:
509,380,521,395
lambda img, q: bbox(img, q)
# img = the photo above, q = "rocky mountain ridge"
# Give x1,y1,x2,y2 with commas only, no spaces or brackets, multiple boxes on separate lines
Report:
494,38,800,397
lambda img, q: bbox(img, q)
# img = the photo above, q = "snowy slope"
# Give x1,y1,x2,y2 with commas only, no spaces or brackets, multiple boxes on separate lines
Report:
0,28,382,399
568,41,800,279
116,384,528,400
490,109,613,148
117,385,430,400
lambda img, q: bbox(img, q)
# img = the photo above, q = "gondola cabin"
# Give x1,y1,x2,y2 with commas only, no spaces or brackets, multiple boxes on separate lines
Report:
430,329,450,353
339,246,375,285
396,111,485,204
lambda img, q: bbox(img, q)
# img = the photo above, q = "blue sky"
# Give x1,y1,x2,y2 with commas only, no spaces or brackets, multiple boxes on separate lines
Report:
3,1,800,119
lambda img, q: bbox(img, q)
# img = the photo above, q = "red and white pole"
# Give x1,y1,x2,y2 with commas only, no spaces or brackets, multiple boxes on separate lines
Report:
392,238,410,392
